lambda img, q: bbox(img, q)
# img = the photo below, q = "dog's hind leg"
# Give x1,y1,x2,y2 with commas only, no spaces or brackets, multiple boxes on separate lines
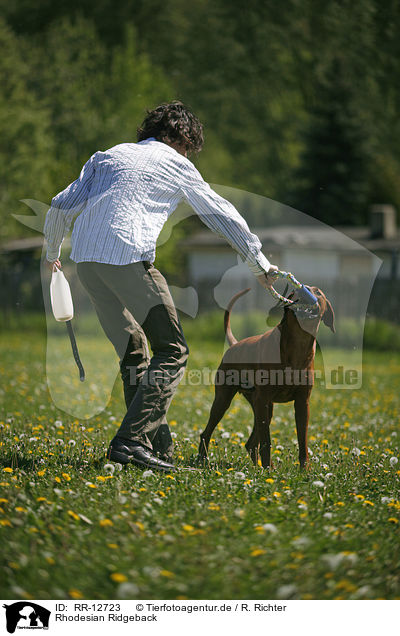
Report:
198,385,237,459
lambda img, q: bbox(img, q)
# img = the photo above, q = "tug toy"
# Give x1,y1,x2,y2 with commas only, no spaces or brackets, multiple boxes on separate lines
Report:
267,270,319,318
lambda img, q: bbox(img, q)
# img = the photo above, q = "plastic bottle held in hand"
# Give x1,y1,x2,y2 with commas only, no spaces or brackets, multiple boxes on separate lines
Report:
50,269,74,321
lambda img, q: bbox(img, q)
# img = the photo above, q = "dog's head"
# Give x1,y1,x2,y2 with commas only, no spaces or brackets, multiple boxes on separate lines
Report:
289,286,335,333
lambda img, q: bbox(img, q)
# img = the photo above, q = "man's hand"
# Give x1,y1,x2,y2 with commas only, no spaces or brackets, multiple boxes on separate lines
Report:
257,265,279,290
46,259,62,272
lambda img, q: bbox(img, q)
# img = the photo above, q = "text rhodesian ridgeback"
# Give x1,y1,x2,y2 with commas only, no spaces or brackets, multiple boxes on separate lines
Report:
198,286,335,468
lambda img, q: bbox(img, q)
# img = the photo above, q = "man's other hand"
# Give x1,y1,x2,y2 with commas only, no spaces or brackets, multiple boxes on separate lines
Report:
46,259,62,272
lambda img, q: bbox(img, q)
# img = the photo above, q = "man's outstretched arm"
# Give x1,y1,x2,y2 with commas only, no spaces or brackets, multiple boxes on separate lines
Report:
179,161,278,288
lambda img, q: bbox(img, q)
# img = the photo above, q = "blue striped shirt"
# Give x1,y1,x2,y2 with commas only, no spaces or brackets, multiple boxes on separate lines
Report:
44,138,271,276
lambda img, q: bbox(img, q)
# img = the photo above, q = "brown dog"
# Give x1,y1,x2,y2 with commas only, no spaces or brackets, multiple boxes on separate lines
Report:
198,286,335,468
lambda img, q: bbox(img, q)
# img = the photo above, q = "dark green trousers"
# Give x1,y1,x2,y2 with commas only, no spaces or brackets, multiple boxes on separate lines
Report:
77,261,189,460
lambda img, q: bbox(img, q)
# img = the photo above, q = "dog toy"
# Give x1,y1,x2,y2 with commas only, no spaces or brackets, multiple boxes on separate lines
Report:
267,270,319,317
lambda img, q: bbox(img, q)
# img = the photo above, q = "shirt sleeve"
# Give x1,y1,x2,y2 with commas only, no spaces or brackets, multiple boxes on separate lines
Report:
44,152,98,261
178,160,271,276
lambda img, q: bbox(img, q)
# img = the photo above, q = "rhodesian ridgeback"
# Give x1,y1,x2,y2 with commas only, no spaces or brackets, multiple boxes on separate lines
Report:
198,286,335,468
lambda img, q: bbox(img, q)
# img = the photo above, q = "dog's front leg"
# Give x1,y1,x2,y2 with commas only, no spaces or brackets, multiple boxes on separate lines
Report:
254,394,273,468
294,395,310,468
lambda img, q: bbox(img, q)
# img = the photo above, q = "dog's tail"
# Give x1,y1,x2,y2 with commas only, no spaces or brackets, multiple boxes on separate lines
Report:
224,288,251,347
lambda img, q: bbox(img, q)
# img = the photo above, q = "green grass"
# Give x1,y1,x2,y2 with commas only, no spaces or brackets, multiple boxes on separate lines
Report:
0,329,399,600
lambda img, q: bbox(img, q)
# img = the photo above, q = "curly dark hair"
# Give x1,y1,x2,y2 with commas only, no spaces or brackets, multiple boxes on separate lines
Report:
137,101,204,154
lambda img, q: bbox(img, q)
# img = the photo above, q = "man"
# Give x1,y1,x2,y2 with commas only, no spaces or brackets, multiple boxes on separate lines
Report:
44,101,277,473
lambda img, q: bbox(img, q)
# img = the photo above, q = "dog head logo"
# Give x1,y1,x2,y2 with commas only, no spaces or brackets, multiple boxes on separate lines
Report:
2,602,50,634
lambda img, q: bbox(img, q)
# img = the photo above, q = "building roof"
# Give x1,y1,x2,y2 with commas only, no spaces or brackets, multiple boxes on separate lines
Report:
182,225,400,252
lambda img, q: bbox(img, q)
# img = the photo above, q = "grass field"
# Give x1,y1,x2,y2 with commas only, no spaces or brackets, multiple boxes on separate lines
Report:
1,329,399,600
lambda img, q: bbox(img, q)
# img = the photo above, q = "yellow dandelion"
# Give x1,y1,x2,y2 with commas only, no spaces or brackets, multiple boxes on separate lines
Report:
265,478,274,484
160,570,175,578
250,548,266,557
0,498,8,504
99,518,113,527
273,492,281,498
0,519,12,527
3,468,13,473
107,543,118,549
15,507,27,513
45,557,55,565
69,588,84,599
388,518,399,524
182,524,195,532
96,476,106,482
37,470,46,477
110,573,128,583
67,510,80,521
54,477,61,483
62,473,71,481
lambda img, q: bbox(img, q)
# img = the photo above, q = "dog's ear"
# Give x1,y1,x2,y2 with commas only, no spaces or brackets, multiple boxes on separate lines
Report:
322,299,335,333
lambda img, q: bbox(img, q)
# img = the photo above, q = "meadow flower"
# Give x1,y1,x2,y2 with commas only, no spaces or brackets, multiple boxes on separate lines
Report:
110,573,128,583
312,480,324,488
69,588,83,599
262,523,278,534
99,518,113,527
160,570,175,578
277,584,297,598
142,470,154,478
117,582,139,598
103,463,115,475
390,457,398,466
250,548,266,557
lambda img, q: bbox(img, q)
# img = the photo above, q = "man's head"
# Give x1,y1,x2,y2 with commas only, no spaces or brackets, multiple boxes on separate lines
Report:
137,101,204,156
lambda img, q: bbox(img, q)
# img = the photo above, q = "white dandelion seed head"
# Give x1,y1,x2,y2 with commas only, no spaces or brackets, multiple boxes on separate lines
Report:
117,582,139,598
234,471,246,480
262,523,278,534
142,470,154,478
312,480,325,488
292,536,311,548
322,553,344,570
68,440,76,447
103,463,115,475
54,420,63,428
277,584,297,599
389,456,398,466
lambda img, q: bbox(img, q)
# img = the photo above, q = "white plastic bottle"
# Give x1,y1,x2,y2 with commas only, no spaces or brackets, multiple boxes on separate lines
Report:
50,269,74,322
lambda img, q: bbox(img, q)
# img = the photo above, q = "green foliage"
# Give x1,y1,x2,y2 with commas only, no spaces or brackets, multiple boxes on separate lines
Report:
2,0,400,254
